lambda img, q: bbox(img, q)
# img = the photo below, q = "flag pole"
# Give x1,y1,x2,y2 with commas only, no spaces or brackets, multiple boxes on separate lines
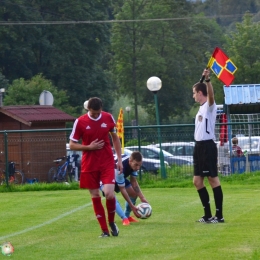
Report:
121,133,124,154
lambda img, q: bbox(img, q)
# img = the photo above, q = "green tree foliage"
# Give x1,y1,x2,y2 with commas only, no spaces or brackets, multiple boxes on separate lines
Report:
219,0,257,26
3,74,77,116
110,0,224,123
0,0,114,113
225,12,260,84
111,95,150,125
197,0,258,27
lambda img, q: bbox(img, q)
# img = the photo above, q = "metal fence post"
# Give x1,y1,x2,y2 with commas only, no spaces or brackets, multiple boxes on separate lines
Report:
4,131,9,186
138,127,142,180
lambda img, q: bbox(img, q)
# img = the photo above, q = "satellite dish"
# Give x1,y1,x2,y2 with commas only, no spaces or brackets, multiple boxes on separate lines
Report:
39,90,54,105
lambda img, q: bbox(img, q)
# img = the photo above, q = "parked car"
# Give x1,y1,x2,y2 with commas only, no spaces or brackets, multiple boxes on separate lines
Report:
125,146,193,166
148,142,194,162
113,148,169,174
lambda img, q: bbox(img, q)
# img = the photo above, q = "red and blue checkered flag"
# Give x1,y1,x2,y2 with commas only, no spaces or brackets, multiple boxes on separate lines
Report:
207,47,237,86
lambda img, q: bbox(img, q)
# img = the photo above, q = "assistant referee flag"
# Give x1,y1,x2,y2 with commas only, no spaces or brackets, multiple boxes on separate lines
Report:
207,47,237,86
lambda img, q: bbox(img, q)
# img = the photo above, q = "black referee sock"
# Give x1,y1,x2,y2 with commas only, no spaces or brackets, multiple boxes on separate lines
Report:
198,187,212,218
213,186,223,219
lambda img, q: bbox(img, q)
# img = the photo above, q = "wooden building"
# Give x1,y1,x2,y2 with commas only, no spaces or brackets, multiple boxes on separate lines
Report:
0,105,75,182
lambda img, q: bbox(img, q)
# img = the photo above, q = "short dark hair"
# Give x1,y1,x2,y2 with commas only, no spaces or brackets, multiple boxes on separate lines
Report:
232,137,238,145
87,97,103,110
193,82,207,96
130,151,143,162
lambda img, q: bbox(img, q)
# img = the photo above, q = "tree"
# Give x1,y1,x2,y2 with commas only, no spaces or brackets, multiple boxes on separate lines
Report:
110,0,224,123
197,0,258,27
225,12,260,84
0,0,114,113
3,74,77,116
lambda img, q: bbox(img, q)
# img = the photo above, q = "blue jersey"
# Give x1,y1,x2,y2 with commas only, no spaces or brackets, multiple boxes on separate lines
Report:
114,154,138,192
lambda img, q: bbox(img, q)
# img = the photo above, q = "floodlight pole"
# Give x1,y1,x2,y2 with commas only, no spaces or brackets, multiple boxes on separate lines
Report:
126,106,131,125
0,88,5,107
147,77,167,178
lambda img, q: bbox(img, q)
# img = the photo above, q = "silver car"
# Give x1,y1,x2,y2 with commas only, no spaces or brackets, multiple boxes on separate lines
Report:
148,142,194,163
126,146,193,166
113,148,169,174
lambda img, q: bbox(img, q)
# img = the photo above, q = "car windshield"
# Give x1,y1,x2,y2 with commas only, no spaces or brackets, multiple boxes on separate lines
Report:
143,147,174,158
160,149,177,157
165,145,194,156
158,143,194,156
126,146,176,158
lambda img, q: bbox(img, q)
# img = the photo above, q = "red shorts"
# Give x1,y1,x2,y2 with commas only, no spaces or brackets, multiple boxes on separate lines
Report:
79,168,115,189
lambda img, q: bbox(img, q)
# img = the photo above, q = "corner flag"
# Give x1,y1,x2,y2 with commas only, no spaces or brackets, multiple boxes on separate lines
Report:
116,108,124,153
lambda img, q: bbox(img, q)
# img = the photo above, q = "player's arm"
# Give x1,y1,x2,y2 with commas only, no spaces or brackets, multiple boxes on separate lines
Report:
204,68,215,106
130,176,148,203
110,132,123,173
69,139,104,151
118,185,141,218
69,119,105,151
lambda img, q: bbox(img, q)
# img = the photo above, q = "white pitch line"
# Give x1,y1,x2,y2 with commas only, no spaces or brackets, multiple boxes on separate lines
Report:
0,202,92,241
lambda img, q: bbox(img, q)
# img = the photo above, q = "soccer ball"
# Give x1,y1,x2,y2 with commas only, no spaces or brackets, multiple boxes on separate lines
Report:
1,242,14,256
136,203,152,219
83,100,88,110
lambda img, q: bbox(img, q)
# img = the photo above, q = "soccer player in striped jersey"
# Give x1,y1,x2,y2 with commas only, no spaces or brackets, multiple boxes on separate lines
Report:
192,69,224,224
69,97,123,237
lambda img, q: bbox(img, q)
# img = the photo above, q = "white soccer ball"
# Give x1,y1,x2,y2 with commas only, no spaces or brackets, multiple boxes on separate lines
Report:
136,203,152,219
1,242,14,256
83,100,88,110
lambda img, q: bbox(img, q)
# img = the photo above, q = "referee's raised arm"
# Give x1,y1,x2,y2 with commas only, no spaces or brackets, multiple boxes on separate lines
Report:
203,68,214,106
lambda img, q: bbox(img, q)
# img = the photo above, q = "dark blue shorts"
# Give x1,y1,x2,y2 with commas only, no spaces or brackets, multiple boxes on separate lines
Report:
115,178,131,193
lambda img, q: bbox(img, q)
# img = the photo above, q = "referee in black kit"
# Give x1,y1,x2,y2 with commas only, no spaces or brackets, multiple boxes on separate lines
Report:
192,68,224,224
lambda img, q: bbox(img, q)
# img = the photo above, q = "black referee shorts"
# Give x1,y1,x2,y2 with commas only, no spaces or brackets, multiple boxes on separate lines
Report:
193,139,218,177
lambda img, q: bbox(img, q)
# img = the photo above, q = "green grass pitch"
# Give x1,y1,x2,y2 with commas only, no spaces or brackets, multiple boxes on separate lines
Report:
1,182,260,259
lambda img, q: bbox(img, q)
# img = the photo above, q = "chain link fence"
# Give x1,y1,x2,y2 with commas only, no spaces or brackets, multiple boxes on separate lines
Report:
1,120,260,183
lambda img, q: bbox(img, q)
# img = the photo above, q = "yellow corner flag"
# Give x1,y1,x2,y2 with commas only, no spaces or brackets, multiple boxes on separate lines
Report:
116,108,124,153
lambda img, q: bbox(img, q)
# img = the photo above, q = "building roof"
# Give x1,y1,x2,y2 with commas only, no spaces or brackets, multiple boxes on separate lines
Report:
224,84,260,105
0,105,75,126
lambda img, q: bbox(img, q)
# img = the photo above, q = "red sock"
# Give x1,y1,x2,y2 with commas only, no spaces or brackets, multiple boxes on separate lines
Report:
92,197,108,233
106,197,116,223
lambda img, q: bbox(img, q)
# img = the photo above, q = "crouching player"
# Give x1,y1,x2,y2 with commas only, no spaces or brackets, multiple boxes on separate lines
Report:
101,151,149,224
115,151,149,224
